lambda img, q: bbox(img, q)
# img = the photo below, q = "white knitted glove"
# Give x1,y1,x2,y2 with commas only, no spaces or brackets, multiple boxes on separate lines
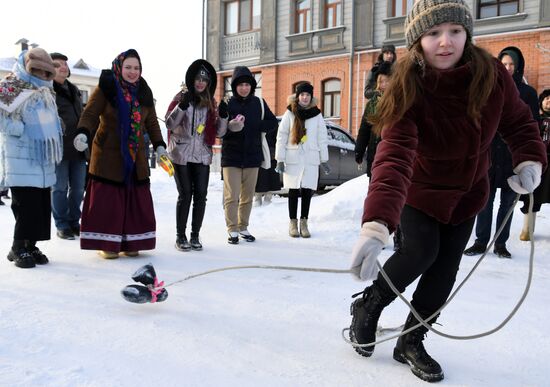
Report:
156,146,168,161
73,133,88,152
507,161,542,194
228,114,245,132
349,221,389,281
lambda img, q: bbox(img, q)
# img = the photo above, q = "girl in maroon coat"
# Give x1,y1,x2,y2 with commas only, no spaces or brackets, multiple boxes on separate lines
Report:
347,0,547,383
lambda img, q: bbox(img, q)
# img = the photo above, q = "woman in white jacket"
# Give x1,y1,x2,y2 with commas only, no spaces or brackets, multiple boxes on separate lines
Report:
275,82,330,238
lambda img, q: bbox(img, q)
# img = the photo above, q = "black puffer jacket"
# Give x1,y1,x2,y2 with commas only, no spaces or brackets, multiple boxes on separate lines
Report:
222,66,277,168
53,80,84,161
491,47,540,188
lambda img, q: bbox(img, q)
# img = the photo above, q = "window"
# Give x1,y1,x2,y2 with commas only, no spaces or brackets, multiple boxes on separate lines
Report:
296,0,312,33
322,79,341,118
225,0,262,35
324,0,342,28
223,73,262,99
478,0,519,18
390,0,414,17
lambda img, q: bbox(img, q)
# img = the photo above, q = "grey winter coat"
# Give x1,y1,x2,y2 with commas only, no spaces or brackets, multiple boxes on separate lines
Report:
166,104,227,165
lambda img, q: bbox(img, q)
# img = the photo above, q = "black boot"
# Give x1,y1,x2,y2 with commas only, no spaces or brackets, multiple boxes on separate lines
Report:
190,232,202,251
349,281,396,357
26,241,49,265
393,311,444,383
7,240,35,268
175,235,191,251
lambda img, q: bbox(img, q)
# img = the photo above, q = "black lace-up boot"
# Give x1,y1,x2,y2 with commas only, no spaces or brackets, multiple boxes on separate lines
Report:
393,311,444,383
349,281,397,357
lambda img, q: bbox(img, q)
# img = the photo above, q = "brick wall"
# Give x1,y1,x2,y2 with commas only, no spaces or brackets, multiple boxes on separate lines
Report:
215,29,549,138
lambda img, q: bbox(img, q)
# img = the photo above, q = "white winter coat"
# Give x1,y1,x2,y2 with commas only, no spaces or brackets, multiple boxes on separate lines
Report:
275,99,329,190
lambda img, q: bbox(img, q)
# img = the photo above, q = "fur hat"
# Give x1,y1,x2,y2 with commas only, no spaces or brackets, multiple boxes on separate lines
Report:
404,0,473,49
295,82,314,98
25,48,57,81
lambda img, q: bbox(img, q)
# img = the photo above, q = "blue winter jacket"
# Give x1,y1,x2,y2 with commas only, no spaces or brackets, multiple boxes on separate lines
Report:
0,52,63,188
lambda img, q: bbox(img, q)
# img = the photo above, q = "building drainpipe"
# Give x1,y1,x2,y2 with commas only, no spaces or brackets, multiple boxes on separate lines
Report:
202,0,206,59
347,3,355,132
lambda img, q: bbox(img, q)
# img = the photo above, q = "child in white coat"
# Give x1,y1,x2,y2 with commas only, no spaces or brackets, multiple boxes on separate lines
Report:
275,82,330,237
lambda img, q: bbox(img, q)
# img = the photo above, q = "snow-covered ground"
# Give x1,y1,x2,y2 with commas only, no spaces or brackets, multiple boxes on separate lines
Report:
1,168,549,387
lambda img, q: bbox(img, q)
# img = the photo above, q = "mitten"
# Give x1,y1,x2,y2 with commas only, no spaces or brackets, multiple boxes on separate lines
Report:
320,162,331,175
218,100,228,118
178,92,192,111
507,161,542,194
73,133,88,152
349,221,389,281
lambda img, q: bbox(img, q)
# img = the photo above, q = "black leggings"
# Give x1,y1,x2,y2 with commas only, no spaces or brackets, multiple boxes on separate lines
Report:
173,162,210,236
375,205,475,315
11,187,51,241
288,188,313,219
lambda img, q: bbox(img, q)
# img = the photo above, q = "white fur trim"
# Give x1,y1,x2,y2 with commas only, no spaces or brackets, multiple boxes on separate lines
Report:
359,221,390,245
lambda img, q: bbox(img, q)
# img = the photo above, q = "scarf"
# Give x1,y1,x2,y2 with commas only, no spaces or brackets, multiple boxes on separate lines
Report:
287,101,321,145
112,51,142,183
0,52,63,165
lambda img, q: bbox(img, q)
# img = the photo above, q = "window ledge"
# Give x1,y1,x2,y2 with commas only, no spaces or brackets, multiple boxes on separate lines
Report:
474,13,528,27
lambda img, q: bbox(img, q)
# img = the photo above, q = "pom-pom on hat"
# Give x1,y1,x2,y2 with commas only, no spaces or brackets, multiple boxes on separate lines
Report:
404,0,473,49
295,82,314,98
25,48,57,81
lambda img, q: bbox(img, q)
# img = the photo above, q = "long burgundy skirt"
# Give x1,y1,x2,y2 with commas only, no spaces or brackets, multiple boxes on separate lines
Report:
80,180,156,252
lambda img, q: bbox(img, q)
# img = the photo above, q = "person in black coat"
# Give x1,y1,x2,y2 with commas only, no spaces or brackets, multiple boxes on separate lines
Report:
222,66,278,244
518,89,550,240
464,46,540,258
254,120,281,206
363,44,396,100
50,52,86,241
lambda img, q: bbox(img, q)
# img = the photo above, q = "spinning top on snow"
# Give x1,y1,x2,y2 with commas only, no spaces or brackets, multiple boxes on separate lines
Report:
121,264,168,304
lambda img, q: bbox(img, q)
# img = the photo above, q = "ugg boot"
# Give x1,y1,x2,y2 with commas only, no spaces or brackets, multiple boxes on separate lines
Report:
393,311,444,383
289,219,299,237
253,193,263,207
349,282,397,357
519,213,534,241
299,218,310,238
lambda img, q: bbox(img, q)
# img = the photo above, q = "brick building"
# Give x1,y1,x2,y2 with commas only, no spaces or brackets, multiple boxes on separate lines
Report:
206,0,550,137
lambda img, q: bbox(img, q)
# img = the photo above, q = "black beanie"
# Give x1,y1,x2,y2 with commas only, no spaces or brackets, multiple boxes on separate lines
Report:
295,82,314,98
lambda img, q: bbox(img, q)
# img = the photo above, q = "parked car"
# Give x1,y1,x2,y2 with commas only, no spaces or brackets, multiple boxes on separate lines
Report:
276,117,366,190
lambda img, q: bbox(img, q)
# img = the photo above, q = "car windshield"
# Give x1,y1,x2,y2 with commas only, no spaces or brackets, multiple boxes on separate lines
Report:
327,127,355,150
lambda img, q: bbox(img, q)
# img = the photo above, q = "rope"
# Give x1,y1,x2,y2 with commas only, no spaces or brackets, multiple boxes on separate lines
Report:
162,265,351,288
343,193,535,348
148,194,535,347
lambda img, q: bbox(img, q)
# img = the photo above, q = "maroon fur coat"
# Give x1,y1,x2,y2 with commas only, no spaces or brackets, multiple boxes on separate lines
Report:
363,59,547,232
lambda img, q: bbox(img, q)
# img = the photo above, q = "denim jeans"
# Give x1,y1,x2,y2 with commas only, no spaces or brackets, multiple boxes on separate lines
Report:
474,184,516,247
51,159,87,230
